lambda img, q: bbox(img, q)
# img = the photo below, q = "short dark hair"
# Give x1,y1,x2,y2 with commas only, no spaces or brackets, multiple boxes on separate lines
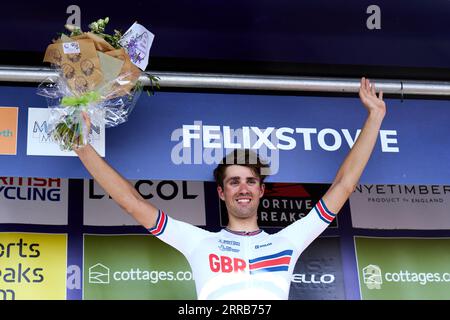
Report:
213,149,270,188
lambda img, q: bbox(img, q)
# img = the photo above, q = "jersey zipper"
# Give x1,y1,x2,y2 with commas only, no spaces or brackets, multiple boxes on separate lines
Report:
245,236,252,291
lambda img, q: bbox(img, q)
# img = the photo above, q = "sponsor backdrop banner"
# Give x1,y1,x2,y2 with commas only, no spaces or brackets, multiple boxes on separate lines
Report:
289,237,345,300
0,177,68,225
1,86,450,184
350,184,450,230
0,233,67,300
83,234,196,299
84,179,206,226
220,183,338,228
26,108,105,157
355,237,450,300
0,107,18,155
1,179,450,300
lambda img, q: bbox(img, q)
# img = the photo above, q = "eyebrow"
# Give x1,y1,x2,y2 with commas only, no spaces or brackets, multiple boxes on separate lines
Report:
225,176,259,183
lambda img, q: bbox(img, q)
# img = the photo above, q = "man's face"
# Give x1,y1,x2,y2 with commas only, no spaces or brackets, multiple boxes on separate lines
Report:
217,165,265,220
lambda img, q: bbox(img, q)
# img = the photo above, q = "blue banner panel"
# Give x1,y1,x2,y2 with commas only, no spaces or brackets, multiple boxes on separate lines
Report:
0,85,449,184
1,1,450,69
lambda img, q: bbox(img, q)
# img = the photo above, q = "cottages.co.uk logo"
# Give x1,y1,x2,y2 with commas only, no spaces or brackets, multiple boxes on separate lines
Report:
362,264,450,290
88,263,193,284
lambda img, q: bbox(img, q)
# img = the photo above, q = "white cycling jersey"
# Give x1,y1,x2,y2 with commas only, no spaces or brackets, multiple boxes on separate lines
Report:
148,199,336,300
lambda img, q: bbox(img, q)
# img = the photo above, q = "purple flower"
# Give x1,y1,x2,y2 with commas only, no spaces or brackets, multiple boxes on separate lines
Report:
125,34,145,64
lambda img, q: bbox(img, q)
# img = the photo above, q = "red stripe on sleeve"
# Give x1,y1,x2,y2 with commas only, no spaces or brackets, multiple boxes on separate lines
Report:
317,201,334,222
151,211,166,235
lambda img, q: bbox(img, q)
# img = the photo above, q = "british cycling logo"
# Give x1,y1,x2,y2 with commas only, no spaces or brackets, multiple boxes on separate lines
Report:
89,263,110,284
363,264,382,289
0,177,62,202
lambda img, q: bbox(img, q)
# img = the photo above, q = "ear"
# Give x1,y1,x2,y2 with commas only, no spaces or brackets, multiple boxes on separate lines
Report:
217,185,225,201
259,183,265,198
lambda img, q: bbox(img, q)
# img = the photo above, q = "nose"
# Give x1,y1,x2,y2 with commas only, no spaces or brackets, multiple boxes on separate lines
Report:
238,182,251,195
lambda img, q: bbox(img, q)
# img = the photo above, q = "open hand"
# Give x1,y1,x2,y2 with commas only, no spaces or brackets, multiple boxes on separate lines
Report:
359,77,386,116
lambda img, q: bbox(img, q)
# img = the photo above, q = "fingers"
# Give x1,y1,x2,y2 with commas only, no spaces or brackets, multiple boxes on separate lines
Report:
360,77,380,97
378,90,383,100
359,77,367,98
366,78,374,96
359,77,371,99
360,77,370,94
371,82,376,96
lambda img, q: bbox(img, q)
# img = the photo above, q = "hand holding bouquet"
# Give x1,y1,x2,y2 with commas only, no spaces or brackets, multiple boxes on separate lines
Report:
38,17,158,151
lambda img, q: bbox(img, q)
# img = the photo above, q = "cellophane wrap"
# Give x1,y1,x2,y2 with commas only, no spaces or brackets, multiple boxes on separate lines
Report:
37,69,143,151
38,20,152,151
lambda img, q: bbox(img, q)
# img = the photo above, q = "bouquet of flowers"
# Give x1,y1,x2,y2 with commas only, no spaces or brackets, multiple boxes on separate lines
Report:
37,17,159,151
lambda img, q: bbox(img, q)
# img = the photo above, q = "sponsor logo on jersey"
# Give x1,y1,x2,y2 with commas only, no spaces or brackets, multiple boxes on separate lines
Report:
218,245,240,253
218,239,240,246
255,242,272,249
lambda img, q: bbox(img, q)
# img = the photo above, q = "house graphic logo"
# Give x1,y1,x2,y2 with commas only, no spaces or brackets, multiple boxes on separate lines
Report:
89,263,110,284
362,264,383,289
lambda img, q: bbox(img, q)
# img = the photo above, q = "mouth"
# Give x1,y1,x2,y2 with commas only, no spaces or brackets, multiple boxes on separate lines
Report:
236,198,252,205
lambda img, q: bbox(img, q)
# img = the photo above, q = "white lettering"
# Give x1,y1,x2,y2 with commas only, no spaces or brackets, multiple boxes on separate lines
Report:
295,128,317,150
203,125,222,148
318,128,342,151
223,126,242,149
276,127,296,150
182,125,200,148
251,127,276,149
380,130,399,152
342,129,361,148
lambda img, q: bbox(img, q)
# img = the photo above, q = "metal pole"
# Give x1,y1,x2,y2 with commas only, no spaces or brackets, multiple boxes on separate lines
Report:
1,65,450,96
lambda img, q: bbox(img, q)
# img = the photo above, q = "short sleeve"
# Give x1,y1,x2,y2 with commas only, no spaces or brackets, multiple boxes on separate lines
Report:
147,210,212,258
275,199,336,256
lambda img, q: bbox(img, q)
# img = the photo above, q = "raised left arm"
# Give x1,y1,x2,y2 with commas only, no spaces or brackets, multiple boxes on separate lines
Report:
322,77,386,214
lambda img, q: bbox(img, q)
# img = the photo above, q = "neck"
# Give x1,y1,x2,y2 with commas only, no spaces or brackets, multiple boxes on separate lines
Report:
227,216,259,232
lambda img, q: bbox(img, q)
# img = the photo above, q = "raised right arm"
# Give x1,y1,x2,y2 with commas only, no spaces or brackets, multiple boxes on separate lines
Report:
75,144,159,229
